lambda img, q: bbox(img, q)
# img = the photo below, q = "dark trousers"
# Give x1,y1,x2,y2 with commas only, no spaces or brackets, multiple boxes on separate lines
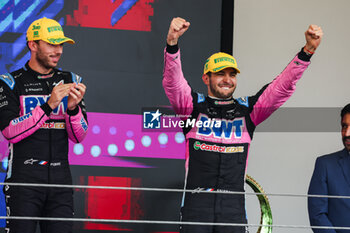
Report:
4,185,73,233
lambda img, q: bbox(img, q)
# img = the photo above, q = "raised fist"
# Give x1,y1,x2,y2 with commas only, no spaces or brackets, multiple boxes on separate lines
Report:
167,17,190,46
304,25,323,53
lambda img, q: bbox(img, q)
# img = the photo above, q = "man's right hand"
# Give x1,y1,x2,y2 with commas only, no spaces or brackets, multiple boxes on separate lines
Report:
47,83,73,110
304,24,323,54
167,17,190,46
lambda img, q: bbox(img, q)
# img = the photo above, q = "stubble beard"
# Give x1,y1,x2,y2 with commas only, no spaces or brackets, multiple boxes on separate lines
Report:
36,48,58,72
342,136,350,151
209,79,235,99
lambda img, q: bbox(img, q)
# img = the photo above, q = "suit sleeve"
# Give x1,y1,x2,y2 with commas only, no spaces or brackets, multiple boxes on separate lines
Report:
0,78,51,143
307,157,336,233
64,73,88,143
162,47,193,117
249,50,311,126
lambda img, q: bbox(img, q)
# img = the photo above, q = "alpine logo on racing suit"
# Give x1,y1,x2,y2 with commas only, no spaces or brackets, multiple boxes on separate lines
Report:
193,141,244,153
196,114,244,139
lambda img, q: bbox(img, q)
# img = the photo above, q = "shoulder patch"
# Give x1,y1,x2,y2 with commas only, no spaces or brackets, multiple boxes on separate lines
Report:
197,93,205,103
236,96,249,107
71,72,82,84
0,73,15,90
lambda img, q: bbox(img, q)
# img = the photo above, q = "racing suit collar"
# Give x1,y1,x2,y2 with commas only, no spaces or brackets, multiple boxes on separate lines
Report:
24,62,56,80
207,95,235,106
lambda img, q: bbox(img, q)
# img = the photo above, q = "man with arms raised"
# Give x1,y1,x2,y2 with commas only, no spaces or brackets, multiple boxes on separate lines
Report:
163,17,322,233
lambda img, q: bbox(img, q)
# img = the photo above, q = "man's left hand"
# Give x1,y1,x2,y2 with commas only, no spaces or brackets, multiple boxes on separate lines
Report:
67,83,86,111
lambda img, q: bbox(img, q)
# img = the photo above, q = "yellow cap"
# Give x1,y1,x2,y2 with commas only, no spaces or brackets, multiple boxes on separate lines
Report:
203,52,240,74
26,17,75,45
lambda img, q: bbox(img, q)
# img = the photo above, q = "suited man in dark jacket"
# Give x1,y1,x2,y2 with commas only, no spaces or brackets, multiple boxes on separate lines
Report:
308,103,350,233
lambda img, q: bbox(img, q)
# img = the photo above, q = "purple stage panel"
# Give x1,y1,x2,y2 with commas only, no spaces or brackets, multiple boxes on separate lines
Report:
68,112,186,168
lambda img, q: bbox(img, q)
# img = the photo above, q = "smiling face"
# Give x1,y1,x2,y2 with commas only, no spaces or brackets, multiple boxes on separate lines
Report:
36,40,63,70
203,68,238,99
28,40,63,73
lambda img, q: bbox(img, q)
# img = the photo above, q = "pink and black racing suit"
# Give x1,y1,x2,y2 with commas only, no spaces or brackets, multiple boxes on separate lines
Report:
163,44,312,233
0,62,88,233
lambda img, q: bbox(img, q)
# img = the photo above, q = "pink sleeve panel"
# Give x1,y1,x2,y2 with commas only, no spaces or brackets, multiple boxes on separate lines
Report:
250,55,310,126
65,106,88,143
1,106,49,143
162,48,193,117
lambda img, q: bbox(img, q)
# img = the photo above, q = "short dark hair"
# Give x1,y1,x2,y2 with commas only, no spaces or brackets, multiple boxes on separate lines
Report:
341,103,350,119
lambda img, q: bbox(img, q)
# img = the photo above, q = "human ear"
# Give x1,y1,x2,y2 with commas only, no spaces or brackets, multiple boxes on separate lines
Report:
202,74,209,85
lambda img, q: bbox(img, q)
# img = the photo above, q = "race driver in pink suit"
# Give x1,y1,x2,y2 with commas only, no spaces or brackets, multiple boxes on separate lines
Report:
0,18,88,233
163,17,323,233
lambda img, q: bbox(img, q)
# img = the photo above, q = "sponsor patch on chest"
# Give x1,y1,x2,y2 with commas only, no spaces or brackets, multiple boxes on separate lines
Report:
196,114,245,139
193,141,244,153
21,95,68,116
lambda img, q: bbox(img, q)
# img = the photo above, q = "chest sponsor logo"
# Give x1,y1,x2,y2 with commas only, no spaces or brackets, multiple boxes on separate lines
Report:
22,95,68,115
196,114,244,139
193,141,244,153
40,122,65,129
